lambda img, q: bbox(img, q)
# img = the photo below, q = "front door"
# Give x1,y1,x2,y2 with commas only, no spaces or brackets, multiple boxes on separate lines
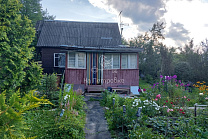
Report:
87,53,103,85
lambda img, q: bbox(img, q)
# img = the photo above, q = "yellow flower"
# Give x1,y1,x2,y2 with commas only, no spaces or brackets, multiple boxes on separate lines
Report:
197,81,200,84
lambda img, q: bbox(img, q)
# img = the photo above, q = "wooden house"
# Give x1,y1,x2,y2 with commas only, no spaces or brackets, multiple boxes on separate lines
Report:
36,20,143,92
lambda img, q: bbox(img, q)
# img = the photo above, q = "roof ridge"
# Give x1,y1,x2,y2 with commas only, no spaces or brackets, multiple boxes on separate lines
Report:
42,20,118,24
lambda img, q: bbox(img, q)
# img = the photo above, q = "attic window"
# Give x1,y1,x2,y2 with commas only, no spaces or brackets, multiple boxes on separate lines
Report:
101,37,112,40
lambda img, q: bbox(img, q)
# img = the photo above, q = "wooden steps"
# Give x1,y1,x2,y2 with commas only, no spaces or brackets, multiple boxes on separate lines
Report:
87,85,105,93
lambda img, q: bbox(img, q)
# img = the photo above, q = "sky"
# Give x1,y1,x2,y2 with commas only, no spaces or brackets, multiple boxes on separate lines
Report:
41,0,208,47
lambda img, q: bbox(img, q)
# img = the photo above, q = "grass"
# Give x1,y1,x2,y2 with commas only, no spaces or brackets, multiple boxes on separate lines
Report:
139,79,151,89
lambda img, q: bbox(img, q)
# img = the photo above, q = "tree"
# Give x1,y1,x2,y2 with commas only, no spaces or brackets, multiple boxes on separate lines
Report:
160,45,175,76
129,22,165,80
19,0,55,26
0,1,51,138
0,0,42,96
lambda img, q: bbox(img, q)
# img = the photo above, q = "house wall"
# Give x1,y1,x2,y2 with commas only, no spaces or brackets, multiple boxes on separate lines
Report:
65,52,140,88
65,69,87,84
102,69,139,88
41,48,64,73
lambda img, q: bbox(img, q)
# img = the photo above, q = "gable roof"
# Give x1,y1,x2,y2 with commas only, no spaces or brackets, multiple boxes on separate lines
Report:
36,20,122,47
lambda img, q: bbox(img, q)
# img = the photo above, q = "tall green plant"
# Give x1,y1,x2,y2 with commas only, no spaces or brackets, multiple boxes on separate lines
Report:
0,90,52,138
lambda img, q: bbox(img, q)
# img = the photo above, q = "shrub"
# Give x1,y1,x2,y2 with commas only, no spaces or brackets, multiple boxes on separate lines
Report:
0,90,52,138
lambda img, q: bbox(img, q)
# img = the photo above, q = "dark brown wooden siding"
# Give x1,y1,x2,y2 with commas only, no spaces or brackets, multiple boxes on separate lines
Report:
41,48,64,73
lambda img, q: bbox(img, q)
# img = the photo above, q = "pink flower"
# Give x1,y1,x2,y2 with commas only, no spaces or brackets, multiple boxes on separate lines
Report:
166,100,168,102
156,94,161,99
183,96,187,99
155,98,158,101
176,84,179,87
187,99,191,101
182,112,185,114
167,109,173,112
180,109,183,111
138,89,142,92
143,89,146,92
172,105,175,107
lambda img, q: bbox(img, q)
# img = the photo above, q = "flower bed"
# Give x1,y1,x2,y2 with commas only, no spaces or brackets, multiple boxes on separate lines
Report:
101,75,208,138
23,86,86,138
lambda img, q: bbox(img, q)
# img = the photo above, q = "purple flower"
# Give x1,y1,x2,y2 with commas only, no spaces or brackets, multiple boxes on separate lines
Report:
153,84,156,87
172,75,177,79
163,83,164,85
162,80,165,82
160,75,163,78
180,83,184,86
186,84,190,86
175,79,177,82
179,80,181,83
156,83,159,85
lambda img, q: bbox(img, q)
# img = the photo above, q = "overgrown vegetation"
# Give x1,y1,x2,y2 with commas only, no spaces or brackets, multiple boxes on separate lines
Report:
101,75,208,138
0,1,86,138
23,86,86,139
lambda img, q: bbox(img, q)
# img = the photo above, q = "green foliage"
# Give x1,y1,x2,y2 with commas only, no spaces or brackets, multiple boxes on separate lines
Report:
39,73,58,93
21,61,43,93
102,82,208,138
24,87,86,139
19,0,55,26
0,90,52,138
174,62,191,82
0,0,42,96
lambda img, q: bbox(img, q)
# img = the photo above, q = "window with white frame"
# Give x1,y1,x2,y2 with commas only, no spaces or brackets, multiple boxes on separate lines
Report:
54,53,66,67
121,54,137,69
104,53,120,69
68,52,86,68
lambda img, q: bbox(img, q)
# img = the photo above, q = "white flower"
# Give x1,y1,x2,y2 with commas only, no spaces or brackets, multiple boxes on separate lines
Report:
199,93,203,95
143,100,149,105
64,94,70,100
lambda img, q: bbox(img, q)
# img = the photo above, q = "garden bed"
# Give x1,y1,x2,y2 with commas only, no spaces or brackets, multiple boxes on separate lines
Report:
100,76,208,138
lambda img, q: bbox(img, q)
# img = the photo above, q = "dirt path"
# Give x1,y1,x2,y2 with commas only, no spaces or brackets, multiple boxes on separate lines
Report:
84,96,111,139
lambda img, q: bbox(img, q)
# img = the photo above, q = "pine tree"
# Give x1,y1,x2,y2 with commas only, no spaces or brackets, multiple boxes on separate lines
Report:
0,0,42,95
